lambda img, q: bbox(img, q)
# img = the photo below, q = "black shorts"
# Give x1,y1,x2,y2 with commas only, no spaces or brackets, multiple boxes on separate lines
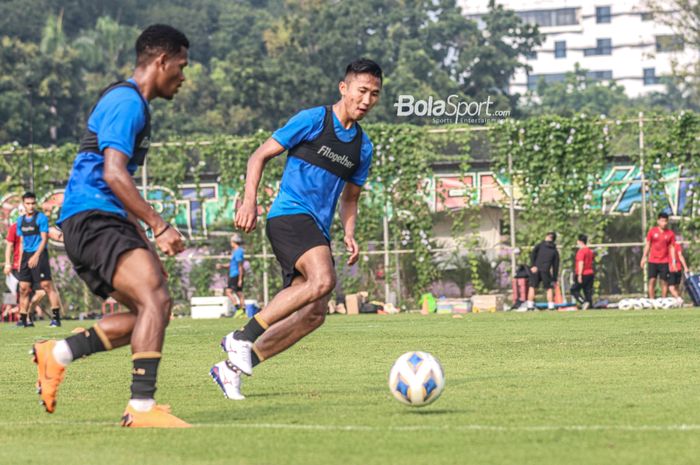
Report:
648,262,670,281
61,210,149,299
17,249,52,283
668,271,683,286
529,269,554,289
266,214,331,289
227,277,244,292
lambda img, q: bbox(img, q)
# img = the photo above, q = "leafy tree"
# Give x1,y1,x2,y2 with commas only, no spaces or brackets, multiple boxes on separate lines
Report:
523,64,632,118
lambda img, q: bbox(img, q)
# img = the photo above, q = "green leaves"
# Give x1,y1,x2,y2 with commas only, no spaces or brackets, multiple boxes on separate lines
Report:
490,115,610,253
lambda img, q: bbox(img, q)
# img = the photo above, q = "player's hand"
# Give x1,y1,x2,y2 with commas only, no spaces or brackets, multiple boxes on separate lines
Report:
344,235,359,265
235,199,258,233
3,264,11,276
155,225,185,256
530,266,538,274
577,275,583,284
237,279,243,287
640,257,646,268
28,253,40,269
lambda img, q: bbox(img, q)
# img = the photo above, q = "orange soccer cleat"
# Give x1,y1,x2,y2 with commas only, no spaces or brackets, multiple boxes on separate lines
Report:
32,340,66,414
120,404,191,428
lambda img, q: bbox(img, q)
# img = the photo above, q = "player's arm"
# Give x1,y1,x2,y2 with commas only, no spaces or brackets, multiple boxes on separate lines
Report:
576,257,584,282
235,138,286,233
28,233,47,268
103,148,183,256
530,244,539,273
640,237,650,267
238,262,244,285
4,239,13,276
552,250,560,281
679,249,689,273
339,182,362,266
48,226,63,242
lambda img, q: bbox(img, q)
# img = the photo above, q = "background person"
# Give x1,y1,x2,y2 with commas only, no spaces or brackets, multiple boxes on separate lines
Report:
667,238,688,303
526,232,560,311
570,234,595,310
217,233,245,315
640,212,676,299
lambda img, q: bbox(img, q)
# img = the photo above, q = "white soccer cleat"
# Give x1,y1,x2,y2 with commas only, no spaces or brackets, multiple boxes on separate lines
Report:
220,332,253,375
210,361,245,400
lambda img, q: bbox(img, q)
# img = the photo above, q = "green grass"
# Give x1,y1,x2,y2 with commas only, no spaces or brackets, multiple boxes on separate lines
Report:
3,310,700,465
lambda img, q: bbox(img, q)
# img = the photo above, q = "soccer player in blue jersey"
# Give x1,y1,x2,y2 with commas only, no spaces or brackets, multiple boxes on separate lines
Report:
16,192,62,327
211,59,382,400
31,25,191,428
217,233,246,315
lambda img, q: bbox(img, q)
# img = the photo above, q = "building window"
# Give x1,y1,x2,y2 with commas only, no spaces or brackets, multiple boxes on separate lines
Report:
525,50,538,60
517,8,578,27
656,35,684,52
527,73,567,90
554,41,567,58
587,70,613,81
643,68,659,85
641,12,653,21
596,6,611,23
584,38,612,56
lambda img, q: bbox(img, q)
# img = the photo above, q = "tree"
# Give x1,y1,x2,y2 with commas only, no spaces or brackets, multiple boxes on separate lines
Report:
523,64,632,117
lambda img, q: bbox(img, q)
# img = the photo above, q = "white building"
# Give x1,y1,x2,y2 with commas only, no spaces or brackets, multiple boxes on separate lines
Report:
459,0,697,97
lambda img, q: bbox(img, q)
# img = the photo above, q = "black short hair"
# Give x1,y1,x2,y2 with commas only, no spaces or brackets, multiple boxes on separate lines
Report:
546,231,557,242
136,24,189,65
22,191,36,200
578,234,588,244
658,211,669,219
344,58,383,84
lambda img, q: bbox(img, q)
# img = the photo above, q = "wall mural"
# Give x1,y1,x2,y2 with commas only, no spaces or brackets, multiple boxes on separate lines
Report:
0,165,695,239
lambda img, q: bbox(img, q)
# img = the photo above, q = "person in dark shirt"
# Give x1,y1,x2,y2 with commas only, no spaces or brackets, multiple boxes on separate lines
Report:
526,232,560,310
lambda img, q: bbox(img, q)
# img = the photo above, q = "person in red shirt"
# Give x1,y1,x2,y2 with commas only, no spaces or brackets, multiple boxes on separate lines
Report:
570,234,595,309
4,222,22,276
640,212,677,299
667,239,688,301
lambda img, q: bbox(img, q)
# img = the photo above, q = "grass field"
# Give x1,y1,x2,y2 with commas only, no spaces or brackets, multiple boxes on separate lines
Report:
2,310,700,465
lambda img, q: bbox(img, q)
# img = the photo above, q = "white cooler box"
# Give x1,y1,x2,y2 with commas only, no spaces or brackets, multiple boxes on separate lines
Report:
190,296,232,319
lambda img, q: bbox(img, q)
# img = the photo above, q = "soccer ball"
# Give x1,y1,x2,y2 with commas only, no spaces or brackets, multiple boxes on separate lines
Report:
388,351,445,407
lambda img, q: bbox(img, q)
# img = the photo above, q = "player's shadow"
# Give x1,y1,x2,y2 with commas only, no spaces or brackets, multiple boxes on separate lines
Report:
403,408,460,415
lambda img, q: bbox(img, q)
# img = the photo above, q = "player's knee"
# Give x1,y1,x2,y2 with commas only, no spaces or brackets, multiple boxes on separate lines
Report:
308,274,336,300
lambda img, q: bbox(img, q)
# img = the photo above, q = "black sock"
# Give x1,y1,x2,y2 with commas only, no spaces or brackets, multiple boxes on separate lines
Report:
20,313,27,324
65,327,108,359
52,308,60,321
131,354,161,399
234,316,267,343
251,350,261,367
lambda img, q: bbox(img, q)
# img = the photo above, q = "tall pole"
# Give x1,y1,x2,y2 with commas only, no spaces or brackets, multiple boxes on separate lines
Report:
28,83,35,192
507,150,517,278
383,203,390,303
639,112,648,292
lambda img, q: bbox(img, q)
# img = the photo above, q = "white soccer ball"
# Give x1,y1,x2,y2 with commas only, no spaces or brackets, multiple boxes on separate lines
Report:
388,351,445,407
618,299,634,310
639,298,654,309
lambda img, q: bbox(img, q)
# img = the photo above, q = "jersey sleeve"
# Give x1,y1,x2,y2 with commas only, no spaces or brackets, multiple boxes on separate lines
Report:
575,249,584,265
38,214,49,233
348,133,374,187
16,218,22,237
94,90,146,159
646,229,653,242
236,249,244,261
6,224,16,243
271,107,325,150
